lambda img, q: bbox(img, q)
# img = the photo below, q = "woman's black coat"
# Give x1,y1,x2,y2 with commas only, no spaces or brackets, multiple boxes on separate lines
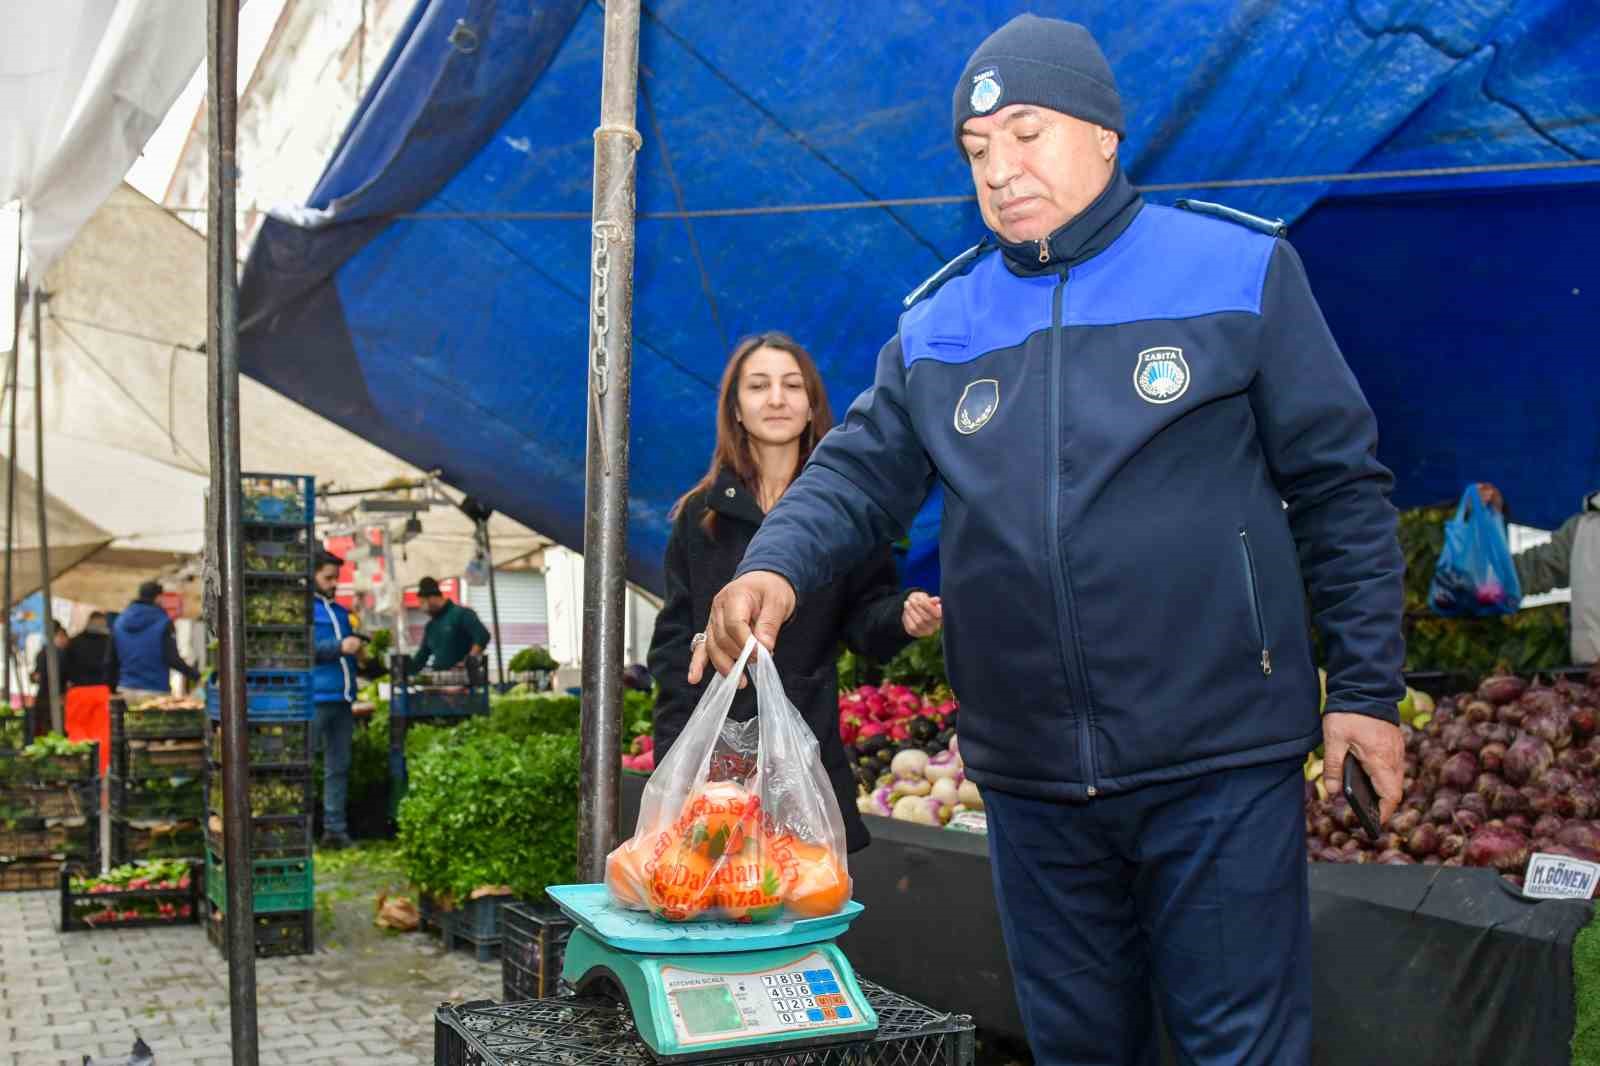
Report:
648,469,914,852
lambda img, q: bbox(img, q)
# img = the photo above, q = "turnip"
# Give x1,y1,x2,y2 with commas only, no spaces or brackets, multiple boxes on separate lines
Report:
1464,826,1531,872
1478,674,1527,705
1502,735,1554,786
924,750,963,782
1440,751,1478,790
957,779,982,809
930,777,961,808
892,777,931,799
891,749,930,780
1406,823,1441,857
1534,815,1566,840
891,795,945,826
1390,809,1422,837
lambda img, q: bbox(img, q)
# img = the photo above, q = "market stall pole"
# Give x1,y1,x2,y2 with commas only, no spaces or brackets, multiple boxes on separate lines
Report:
3,220,19,706
204,1,260,1063
577,0,641,882
31,288,61,733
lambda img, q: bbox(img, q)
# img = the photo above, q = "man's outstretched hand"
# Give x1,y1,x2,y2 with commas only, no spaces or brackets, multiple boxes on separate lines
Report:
704,571,797,678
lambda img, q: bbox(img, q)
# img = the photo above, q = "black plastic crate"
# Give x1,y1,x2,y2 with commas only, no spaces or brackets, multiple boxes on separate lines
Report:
204,901,314,959
113,736,206,779
0,819,96,862
109,774,203,822
203,717,312,768
204,810,313,859
242,525,315,577
241,473,315,527
60,861,200,931
205,765,313,819
111,817,205,863
1,858,65,892
0,780,98,823
243,630,314,671
433,982,977,1065
0,743,99,784
114,698,207,740
501,902,574,1002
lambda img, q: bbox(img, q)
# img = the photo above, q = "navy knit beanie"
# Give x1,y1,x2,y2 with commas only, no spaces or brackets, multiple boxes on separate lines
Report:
952,14,1125,154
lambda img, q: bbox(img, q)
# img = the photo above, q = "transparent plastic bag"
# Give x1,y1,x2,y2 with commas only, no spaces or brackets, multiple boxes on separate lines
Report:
605,637,852,923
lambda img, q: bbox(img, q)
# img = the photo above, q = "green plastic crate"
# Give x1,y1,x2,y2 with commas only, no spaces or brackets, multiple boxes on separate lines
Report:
204,849,313,914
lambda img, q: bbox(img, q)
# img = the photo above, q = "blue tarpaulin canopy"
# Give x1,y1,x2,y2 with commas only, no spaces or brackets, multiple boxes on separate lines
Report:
240,0,1599,596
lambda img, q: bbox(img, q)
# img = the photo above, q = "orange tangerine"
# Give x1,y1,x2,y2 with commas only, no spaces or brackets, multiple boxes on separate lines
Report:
783,840,851,918
647,844,714,922
605,832,662,909
684,781,756,859
709,839,785,923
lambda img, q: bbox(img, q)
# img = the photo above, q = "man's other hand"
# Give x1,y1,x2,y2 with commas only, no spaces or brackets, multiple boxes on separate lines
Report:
1322,712,1405,827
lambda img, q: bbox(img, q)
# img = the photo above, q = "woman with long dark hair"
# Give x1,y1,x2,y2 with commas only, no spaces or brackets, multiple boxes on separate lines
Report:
648,332,941,851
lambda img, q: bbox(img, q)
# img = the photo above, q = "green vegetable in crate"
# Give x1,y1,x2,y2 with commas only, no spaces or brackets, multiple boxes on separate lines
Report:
0,707,24,749
509,646,560,673
23,734,92,758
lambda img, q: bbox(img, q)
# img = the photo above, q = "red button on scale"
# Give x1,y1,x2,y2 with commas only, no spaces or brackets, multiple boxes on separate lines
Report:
823,1008,838,1020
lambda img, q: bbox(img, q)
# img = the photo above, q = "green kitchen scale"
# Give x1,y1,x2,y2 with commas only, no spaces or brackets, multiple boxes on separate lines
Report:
547,883,880,1062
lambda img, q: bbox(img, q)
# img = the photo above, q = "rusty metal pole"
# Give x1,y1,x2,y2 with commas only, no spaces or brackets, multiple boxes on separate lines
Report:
206,2,258,1062
577,0,641,882
32,287,61,733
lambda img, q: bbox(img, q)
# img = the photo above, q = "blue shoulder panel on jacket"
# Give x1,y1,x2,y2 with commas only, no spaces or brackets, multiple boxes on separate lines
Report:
1064,206,1276,327
901,206,1278,366
901,252,1056,367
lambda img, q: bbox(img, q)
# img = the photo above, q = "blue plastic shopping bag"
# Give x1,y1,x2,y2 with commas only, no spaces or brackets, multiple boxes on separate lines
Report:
1428,484,1522,617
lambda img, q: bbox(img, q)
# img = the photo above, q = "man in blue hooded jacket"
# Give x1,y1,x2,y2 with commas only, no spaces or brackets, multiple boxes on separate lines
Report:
703,15,1405,1066
108,581,199,701
313,550,363,849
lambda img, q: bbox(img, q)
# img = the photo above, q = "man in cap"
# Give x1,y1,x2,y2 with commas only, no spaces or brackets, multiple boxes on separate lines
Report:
407,576,491,675
702,14,1404,1064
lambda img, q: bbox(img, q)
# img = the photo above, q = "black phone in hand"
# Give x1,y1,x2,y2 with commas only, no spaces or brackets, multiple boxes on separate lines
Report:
1343,755,1383,841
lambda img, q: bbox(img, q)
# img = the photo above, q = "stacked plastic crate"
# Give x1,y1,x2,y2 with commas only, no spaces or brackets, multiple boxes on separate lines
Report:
0,710,98,892
203,473,317,959
110,697,207,864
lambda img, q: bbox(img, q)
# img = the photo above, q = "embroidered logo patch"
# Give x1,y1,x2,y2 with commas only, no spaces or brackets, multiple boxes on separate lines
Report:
970,68,1003,115
954,379,1000,435
1133,347,1190,404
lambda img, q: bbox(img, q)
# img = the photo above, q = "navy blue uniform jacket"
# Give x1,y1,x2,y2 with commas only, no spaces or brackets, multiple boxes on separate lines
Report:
739,167,1405,801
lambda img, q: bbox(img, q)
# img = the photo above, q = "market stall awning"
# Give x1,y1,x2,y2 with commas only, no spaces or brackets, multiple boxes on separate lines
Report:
0,463,113,605
239,0,1600,596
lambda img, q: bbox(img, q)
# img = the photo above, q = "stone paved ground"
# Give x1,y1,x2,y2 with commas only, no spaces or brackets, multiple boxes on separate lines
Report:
0,844,498,1066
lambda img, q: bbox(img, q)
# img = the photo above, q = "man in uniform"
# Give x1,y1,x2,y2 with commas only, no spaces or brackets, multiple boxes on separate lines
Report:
703,15,1405,1064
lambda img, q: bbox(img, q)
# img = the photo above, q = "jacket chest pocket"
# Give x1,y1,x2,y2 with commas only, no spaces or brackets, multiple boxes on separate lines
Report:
1238,529,1272,677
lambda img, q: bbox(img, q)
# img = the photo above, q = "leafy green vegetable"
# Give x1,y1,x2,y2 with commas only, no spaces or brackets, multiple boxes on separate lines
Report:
397,729,578,901
23,733,92,757
508,646,560,672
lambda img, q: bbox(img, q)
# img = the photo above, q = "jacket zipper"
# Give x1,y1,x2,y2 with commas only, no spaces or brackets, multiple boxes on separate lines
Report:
1037,239,1051,264
1237,530,1273,676
1046,267,1098,797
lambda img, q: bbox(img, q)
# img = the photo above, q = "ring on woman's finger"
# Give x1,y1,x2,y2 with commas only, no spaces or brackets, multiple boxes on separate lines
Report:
690,632,707,651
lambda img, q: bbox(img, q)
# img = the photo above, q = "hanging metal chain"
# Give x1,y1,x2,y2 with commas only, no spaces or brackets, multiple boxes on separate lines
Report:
589,219,623,475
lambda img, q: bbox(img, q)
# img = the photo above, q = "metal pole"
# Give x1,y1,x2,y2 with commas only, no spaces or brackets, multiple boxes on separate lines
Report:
479,519,505,688
32,288,60,733
3,214,20,707
206,2,258,1062
577,0,641,883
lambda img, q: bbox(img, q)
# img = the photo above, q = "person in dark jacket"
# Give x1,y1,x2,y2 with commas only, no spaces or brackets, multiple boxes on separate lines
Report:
648,331,942,855
30,622,67,740
407,577,491,674
313,551,363,849
108,580,200,700
702,17,1405,1066
63,613,114,773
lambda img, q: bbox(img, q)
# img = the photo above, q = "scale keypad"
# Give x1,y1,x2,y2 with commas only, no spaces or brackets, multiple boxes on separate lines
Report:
661,953,862,1047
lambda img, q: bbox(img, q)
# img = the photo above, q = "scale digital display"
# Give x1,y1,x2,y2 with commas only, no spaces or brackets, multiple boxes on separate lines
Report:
672,985,745,1036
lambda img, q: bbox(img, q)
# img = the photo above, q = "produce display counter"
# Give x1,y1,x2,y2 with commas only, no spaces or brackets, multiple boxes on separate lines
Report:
622,771,1600,1064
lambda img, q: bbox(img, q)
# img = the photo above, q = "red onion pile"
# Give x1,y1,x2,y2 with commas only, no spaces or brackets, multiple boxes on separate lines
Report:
1305,669,1600,889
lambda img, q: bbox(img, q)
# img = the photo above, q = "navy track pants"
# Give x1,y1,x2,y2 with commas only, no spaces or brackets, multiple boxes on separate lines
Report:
983,757,1311,1066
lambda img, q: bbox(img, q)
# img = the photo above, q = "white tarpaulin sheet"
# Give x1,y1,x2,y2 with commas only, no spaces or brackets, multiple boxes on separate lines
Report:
0,0,205,278
4,182,547,608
